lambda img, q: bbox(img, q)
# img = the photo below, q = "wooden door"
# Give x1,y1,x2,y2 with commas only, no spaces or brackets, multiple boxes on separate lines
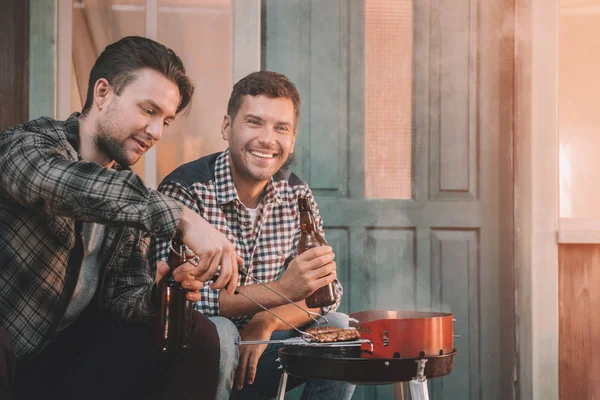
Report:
264,0,515,398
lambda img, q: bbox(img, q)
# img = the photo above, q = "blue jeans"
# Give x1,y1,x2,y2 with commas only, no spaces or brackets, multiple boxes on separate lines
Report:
210,313,356,400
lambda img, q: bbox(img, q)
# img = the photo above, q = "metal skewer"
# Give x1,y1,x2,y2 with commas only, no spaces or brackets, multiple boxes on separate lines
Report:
234,289,320,343
238,266,328,325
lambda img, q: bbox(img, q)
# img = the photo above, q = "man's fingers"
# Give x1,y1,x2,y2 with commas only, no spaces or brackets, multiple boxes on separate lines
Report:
234,352,249,390
197,251,221,282
225,253,240,295
186,291,201,302
172,261,197,282
211,251,234,291
297,246,333,261
155,261,171,283
305,253,335,271
314,270,337,288
246,350,261,385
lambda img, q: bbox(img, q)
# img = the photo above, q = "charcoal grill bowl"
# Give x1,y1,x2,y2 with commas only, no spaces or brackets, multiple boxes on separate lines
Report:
277,345,457,385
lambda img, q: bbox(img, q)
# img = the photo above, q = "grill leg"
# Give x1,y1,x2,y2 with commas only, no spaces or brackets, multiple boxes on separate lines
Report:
392,382,409,400
276,371,288,400
408,359,429,400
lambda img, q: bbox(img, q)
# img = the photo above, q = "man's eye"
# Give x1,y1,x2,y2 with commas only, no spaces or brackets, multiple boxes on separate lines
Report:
141,107,153,115
163,121,171,127
248,119,260,125
276,126,289,132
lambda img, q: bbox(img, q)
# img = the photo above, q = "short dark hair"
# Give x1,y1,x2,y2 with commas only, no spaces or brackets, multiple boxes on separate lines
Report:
81,36,194,116
227,71,300,129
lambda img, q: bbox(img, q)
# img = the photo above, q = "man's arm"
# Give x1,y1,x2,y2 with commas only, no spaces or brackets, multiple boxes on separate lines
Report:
0,127,182,238
218,248,337,317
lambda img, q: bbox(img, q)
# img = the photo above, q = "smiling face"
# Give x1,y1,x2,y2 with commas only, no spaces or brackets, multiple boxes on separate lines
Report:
94,68,180,168
222,95,296,185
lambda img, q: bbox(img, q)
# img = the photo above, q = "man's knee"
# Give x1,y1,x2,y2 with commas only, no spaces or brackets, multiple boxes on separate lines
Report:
209,317,239,371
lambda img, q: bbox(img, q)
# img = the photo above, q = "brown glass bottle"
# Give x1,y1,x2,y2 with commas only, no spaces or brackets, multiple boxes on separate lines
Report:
156,236,194,353
297,196,338,308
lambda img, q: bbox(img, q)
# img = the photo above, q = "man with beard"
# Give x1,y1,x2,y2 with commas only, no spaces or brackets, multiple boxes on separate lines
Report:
0,36,239,400
153,71,355,399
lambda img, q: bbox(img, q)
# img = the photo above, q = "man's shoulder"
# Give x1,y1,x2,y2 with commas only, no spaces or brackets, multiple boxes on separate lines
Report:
273,168,308,189
161,152,221,188
2,116,65,138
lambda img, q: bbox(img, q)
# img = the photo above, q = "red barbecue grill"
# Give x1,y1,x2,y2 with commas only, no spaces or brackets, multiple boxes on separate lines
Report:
234,268,457,400
274,310,457,400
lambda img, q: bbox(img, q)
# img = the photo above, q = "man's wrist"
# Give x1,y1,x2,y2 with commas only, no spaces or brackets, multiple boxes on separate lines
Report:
269,280,287,302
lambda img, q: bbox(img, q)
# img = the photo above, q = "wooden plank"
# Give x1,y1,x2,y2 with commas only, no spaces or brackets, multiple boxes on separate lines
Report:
0,0,29,130
347,0,365,201
366,228,417,310
318,198,481,228
308,0,347,192
232,0,261,83
324,228,350,313
558,244,600,400
263,0,310,180
413,0,431,203
28,0,54,120
431,229,479,400
429,0,477,200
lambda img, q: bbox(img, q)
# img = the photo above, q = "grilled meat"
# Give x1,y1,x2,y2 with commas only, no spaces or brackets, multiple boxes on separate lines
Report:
304,326,361,343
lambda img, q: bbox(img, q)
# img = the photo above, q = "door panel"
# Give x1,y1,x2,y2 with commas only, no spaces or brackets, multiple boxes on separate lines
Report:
263,0,514,399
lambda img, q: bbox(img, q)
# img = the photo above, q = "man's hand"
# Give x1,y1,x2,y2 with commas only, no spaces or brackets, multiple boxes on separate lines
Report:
175,207,241,295
155,261,204,302
233,313,276,390
278,246,337,301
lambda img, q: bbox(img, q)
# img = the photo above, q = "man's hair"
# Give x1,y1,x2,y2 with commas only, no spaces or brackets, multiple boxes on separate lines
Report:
227,71,301,129
81,36,194,116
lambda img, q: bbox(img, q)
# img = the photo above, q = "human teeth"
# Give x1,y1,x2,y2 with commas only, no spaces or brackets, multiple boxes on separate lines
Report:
250,151,274,159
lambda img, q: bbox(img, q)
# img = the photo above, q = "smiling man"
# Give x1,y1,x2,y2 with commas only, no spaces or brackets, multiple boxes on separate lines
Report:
153,71,355,400
0,36,239,400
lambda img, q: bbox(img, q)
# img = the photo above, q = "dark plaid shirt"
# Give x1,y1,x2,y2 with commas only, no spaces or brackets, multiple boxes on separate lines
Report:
0,113,183,360
153,151,343,329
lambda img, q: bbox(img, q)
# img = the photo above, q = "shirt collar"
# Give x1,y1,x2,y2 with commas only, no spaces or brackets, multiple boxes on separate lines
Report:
214,150,283,207
65,112,82,157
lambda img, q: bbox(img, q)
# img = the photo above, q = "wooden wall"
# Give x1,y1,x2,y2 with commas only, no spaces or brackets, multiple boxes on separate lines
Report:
559,244,600,399
0,0,29,130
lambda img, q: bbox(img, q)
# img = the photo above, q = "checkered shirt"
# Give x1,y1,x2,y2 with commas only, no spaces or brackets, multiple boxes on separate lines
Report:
0,113,183,360
153,151,343,329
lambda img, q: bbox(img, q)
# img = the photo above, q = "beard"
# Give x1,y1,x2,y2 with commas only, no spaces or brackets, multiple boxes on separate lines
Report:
94,132,133,168
94,107,138,168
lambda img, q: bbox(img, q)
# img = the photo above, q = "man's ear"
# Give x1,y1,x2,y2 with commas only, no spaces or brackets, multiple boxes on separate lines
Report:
93,78,112,111
221,115,232,141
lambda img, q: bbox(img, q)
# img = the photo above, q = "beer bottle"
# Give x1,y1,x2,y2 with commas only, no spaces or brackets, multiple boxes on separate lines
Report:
297,196,338,308
156,236,195,353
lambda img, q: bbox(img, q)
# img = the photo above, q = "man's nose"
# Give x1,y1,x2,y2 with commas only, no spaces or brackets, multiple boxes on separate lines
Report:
146,119,164,141
257,126,276,144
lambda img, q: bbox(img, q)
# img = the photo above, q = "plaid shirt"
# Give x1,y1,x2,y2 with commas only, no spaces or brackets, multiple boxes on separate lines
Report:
153,151,343,329
0,113,183,361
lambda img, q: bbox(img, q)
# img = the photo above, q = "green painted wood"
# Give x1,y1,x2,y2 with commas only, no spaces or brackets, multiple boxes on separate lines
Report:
264,0,348,195
366,228,416,310
29,0,55,120
308,0,347,192
324,228,351,313
431,230,479,399
264,1,513,399
263,0,310,180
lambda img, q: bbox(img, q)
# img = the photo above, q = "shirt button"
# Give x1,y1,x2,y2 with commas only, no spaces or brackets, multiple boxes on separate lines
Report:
244,221,250,226
277,250,283,256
